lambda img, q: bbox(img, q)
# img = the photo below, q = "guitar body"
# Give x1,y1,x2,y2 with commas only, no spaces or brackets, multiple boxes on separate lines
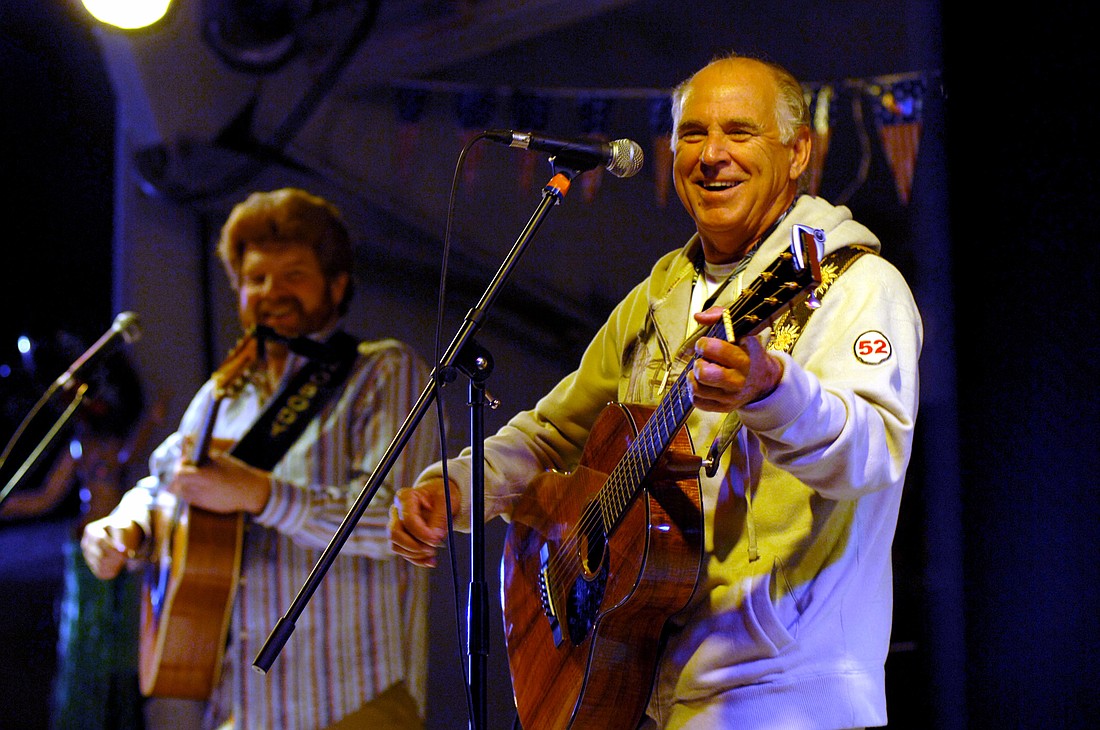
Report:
140,494,244,699
502,403,705,730
138,332,257,700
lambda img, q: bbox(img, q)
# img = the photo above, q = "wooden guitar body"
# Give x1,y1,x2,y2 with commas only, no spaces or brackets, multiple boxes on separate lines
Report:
139,497,243,699
502,403,704,730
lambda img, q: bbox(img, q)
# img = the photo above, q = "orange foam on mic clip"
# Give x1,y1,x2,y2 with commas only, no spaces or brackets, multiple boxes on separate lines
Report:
545,173,572,197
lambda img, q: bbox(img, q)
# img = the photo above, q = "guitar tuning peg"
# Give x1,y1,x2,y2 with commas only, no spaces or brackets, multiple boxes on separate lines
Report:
805,292,821,310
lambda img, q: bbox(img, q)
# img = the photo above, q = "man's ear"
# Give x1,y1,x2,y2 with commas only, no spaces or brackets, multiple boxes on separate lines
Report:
789,126,812,181
330,272,350,306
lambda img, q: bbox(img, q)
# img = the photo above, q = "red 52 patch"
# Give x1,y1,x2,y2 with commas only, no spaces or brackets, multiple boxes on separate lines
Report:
854,331,892,364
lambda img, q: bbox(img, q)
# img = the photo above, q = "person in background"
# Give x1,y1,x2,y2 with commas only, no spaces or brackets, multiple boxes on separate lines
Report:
1,333,155,730
81,188,440,729
389,53,923,729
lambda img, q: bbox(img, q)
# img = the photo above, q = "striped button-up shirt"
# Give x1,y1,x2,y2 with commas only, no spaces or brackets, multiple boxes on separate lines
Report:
119,335,438,729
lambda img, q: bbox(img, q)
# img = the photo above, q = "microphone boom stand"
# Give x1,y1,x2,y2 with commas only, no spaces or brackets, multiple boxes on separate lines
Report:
0,383,88,510
254,164,583,730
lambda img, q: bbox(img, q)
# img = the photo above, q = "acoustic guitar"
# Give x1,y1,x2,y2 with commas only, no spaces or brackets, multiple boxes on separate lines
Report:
139,333,257,699
501,225,825,730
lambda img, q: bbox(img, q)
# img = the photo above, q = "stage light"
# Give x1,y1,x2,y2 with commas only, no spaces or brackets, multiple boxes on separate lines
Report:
81,0,172,30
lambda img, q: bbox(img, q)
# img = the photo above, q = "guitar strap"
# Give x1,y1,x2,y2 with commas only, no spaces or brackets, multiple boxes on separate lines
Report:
229,330,361,471
702,244,875,478
767,245,876,353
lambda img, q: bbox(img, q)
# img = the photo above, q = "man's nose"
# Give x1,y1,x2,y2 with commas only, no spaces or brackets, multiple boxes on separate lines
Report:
700,132,731,166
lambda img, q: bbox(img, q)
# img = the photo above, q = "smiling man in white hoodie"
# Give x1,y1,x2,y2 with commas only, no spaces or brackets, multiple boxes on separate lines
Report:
390,53,923,730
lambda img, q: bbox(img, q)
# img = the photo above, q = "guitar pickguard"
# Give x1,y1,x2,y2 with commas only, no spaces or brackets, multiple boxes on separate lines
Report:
565,555,608,646
538,532,611,648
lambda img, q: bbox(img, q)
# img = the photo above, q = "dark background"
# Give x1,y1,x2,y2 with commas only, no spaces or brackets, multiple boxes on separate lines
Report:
2,2,1097,729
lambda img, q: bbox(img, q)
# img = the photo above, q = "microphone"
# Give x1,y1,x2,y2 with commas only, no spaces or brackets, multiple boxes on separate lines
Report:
484,129,644,178
54,311,142,390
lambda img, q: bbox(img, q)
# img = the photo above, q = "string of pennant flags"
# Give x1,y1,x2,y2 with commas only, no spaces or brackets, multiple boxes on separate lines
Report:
390,70,935,206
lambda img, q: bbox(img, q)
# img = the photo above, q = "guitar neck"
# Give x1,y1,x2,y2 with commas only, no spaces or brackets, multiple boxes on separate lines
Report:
187,331,258,468
190,397,223,467
597,353,696,534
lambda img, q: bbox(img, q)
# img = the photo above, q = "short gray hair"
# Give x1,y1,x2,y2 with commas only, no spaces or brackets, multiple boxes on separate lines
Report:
669,52,809,148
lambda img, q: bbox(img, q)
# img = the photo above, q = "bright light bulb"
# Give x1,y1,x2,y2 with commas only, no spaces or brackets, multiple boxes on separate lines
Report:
81,0,172,30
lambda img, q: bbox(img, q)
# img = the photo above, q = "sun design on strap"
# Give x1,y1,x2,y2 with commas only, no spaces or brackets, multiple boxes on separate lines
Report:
768,321,802,354
817,259,845,293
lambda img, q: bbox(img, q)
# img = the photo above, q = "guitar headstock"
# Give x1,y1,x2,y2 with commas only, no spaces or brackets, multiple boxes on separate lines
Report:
721,224,825,342
210,330,259,399
790,224,825,290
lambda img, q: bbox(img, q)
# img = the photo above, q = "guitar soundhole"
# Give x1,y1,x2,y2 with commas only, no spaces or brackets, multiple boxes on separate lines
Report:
566,524,609,645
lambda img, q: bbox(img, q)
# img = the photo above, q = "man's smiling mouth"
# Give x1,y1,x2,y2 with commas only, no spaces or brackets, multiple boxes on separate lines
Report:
700,180,740,191
261,306,296,323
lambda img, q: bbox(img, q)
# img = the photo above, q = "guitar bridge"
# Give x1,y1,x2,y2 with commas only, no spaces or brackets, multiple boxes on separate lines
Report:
538,543,564,647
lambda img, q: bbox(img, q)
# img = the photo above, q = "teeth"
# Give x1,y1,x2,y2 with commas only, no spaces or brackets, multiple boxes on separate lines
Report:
702,181,736,190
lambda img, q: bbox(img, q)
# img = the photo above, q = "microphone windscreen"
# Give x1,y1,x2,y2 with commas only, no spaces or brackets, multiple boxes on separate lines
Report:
607,139,644,178
113,312,142,344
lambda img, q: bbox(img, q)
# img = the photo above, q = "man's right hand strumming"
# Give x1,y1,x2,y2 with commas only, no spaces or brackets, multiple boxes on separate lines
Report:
388,478,456,568
80,517,143,580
